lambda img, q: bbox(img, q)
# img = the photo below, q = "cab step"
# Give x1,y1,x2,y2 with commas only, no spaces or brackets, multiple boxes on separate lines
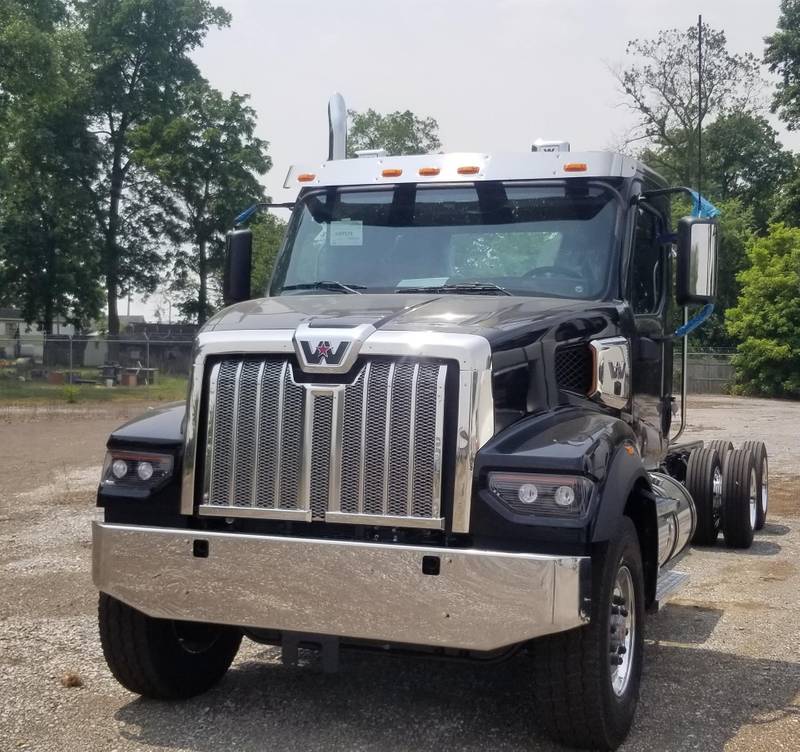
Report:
650,569,689,611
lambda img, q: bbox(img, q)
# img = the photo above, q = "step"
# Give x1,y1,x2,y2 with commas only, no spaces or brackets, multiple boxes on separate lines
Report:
652,569,689,611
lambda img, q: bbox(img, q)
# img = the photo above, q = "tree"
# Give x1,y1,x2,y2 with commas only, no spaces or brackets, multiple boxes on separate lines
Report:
132,83,270,324
765,0,800,130
251,212,287,295
616,22,762,185
76,0,230,334
726,224,800,397
0,0,103,331
347,108,441,157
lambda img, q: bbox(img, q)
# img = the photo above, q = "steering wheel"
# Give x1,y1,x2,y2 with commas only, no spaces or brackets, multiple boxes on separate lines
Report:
523,264,584,279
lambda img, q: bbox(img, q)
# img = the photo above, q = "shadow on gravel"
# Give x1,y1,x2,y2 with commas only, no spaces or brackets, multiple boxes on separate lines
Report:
761,522,791,536
114,640,800,752
731,538,783,556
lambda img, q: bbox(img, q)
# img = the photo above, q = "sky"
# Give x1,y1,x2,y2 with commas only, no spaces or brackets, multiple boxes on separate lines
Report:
132,0,796,320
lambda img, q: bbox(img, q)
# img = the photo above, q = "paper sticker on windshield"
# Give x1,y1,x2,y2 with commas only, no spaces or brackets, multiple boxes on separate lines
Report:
330,220,363,246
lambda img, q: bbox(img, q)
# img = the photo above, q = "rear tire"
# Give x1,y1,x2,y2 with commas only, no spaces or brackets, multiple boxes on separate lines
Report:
721,449,757,549
686,447,722,546
705,440,733,471
98,593,242,699
531,517,644,750
741,440,768,530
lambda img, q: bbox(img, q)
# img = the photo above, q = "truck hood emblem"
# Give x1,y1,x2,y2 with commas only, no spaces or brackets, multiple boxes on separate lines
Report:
293,322,375,374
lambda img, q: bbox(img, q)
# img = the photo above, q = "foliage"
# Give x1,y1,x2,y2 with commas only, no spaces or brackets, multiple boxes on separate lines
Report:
616,22,762,185
0,0,103,332
76,0,231,333
132,82,270,323
347,108,441,157
726,224,800,397
765,0,800,130
251,212,287,295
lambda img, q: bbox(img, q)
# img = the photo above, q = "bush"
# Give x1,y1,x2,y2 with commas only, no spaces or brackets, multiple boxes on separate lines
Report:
726,223,800,397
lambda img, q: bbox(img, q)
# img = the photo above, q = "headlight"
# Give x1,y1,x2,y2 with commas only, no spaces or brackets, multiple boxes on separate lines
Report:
487,472,593,518
101,450,174,490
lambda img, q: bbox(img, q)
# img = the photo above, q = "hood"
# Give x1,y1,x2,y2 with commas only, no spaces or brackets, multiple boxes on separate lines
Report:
204,293,622,349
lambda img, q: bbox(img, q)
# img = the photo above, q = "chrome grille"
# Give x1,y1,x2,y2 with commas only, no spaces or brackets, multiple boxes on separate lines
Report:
201,357,448,528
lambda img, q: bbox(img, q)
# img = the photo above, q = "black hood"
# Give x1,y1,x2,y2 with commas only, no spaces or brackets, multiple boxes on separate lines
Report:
205,293,623,349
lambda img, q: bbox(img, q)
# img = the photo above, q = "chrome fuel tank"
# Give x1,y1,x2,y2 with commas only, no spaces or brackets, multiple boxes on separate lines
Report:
649,472,697,566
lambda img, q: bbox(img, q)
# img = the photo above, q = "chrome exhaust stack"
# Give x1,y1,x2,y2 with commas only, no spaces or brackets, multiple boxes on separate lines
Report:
328,93,347,161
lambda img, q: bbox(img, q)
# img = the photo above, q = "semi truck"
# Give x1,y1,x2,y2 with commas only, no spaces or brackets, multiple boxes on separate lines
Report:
93,95,769,750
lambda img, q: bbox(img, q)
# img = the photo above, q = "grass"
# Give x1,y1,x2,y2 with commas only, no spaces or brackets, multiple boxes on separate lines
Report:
0,372,188,404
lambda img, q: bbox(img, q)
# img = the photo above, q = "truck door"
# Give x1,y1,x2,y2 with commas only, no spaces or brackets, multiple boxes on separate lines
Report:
629,202,671,468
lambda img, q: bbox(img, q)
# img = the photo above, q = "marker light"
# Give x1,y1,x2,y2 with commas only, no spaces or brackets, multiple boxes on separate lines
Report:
419,167,440,176
457,165,480,175
297,173,316,182
381,168,402,177
563,162,588,172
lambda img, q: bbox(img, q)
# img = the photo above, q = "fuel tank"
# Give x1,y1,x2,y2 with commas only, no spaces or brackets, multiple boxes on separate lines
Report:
649,472,697,566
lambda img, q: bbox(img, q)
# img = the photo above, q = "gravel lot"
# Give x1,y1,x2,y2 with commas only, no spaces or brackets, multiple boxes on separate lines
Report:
1,395,798,752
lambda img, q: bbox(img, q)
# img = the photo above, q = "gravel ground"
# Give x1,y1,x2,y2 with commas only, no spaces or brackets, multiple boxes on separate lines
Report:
0,395,798,752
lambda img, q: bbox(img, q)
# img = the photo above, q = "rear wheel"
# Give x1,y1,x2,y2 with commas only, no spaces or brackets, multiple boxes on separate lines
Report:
721,449,757,549
705,440,734,470
686,447,722,546
531,517,644,750
741,440,768,530
98,593,242,699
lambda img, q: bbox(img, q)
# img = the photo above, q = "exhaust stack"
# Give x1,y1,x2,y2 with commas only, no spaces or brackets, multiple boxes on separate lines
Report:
328,93,347,161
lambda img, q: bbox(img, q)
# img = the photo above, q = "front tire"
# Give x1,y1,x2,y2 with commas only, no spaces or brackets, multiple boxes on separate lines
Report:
98,593,242,699
531,517,644,750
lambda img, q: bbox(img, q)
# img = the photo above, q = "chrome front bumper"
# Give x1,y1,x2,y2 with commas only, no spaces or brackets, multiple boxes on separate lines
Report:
92,522,590,652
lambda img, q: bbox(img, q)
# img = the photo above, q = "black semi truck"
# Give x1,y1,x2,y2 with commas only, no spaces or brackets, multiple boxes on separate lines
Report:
92,96,768,750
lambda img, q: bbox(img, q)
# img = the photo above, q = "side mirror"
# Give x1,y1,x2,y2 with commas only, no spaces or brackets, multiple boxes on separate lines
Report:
223,229,252,306
676,217,718,305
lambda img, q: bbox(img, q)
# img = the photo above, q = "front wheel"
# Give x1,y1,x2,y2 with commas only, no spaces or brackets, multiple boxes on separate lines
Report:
531,517,644,750
98,593,242,699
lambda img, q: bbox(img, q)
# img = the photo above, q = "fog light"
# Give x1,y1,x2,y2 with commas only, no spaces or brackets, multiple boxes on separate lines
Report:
554,485,575,507
111,459,128,479
136,461,154,481
518,483,539,504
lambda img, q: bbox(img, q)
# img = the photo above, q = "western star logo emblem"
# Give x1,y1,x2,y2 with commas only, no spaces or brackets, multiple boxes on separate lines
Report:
299,339,350,366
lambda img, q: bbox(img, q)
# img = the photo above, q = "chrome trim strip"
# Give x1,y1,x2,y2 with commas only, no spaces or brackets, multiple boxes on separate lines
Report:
431,364,447,518
382,362,395,515
324,511,444,529
228,361,244,504
358,362,370,515
327,389,343,513
299,388,314,511
94,522,589,650
250,361,265,506
202,362,220,505
197,505,312,522
406,363,419,516
274,361,287,505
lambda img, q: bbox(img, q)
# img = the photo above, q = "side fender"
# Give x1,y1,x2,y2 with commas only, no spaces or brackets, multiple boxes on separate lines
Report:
107,401,185,448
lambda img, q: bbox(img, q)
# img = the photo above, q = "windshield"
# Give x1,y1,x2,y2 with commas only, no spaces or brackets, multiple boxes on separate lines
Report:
270,182,621,299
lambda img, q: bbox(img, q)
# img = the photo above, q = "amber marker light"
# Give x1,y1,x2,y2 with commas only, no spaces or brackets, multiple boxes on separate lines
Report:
457,165,480,175
382,168,403,177
297,173,316,182
419,167,440,176
563,162,588,173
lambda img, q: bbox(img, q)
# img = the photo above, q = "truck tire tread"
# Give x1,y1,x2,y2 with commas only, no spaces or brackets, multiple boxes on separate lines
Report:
721,449,756,549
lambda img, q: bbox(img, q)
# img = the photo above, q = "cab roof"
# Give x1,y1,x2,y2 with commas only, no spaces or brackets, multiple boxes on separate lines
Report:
283,150,664,190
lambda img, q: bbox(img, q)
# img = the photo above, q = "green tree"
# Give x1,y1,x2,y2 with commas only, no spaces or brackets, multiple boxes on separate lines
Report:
616,22,762,185
251,212,287,295
765,0,800,129
132,83,270,324
347,108,441,157
76,0,230,334
0,0,102,331
726,224,800,396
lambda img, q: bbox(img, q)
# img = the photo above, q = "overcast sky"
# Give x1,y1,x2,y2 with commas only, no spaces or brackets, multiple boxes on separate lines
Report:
134,0,795,320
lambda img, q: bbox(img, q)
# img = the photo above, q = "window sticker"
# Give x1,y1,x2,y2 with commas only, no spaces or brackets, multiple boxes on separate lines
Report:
329,219,363,246
396,277,449,288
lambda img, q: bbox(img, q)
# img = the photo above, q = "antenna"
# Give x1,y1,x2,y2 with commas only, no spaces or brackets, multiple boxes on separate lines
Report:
697,14,703,202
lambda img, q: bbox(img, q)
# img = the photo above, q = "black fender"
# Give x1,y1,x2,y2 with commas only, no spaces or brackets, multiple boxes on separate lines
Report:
107,401,185,448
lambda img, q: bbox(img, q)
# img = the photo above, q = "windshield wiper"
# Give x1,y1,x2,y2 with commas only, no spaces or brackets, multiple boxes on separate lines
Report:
282,280,366,294
397,282,512,296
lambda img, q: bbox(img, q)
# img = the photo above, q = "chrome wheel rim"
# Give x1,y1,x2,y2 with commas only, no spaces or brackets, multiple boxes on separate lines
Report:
609,564,636,697
761,458,768,516
712,465,723,529
749,468,757,530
